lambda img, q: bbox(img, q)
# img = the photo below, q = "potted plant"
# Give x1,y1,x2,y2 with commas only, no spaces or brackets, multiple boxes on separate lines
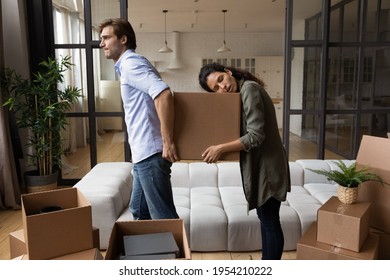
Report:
308,160,388,204
1,56,80,193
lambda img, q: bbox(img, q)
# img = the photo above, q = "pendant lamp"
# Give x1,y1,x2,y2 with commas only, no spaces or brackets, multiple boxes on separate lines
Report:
217,10,231,53
158,10,173,53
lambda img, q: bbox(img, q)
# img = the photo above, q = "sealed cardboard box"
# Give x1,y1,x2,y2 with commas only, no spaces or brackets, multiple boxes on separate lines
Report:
174,92,240,161
356,135,390,233
13,248,103,260
370,227,390,260
317,196,370,252
21,188,93,260
9,227,100,259
297,222,379,260
105,219,191,260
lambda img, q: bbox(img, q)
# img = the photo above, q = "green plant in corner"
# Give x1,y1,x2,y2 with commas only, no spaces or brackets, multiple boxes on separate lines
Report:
308,160,388,188
1,56,80,178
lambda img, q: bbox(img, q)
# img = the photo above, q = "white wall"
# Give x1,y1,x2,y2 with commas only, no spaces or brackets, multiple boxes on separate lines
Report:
134,31,285,92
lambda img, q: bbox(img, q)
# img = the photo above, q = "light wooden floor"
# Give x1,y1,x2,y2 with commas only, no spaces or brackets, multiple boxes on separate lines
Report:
1,131,344,260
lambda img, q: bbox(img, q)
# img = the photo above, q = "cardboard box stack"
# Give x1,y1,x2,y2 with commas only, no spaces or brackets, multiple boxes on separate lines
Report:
356,135,390,259
9,187,102,260
298,135,390,260
297,196,379,260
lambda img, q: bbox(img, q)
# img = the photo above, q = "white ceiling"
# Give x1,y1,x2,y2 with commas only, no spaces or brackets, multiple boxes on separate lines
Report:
125,0,286,33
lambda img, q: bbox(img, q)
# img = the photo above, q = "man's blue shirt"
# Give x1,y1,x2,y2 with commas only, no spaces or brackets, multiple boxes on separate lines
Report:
115,49,169,163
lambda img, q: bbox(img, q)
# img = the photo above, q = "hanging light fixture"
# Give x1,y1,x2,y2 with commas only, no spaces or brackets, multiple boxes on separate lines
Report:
217,10,231,53
158,10,173,53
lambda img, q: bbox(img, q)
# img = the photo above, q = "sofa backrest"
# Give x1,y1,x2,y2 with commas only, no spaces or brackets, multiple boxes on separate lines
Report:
289,162,304,186
217,162,242,188
171,162,219,189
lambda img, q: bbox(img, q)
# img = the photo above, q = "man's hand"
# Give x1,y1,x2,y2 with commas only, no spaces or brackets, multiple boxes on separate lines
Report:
163,142,179,163
154,89,180,162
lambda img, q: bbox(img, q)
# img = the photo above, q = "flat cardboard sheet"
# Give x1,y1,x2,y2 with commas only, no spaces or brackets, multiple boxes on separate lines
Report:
105,219,191,260
123,232,180,257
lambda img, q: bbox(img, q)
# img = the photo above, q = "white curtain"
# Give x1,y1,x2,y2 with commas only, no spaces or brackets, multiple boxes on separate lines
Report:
53,6,89,154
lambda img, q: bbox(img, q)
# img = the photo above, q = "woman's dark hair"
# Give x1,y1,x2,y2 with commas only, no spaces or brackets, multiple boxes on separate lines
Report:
99,18,137,50
198,63,265,92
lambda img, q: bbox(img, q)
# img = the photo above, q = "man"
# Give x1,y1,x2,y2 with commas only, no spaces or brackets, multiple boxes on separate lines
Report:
99,18,179,219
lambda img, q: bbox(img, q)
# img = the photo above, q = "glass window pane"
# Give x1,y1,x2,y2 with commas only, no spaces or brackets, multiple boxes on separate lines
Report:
91,0,120,40
96,117,125,163
290,47,322,110
342,0,359,42
361,47,390,109
329,6,341,42
52,0,85,44
55,49,88,113
325,114,355,158
62,117,90,179
365,0,379,41
361,113,390,138
289,114,320,160
379,0,390,41
292,0,323,40
327,47,359,110
94,49,123,113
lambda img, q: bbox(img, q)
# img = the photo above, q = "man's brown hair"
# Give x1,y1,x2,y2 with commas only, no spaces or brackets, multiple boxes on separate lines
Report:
99,18,137,50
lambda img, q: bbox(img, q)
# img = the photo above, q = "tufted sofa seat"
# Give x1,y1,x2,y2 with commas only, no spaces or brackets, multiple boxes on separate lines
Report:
74,159,354,251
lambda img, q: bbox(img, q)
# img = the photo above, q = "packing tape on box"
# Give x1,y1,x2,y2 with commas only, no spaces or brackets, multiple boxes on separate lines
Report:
336,204,349,215
331,244,341,253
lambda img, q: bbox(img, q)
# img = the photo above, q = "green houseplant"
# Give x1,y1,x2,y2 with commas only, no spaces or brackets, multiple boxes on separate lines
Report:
1,56,80,192
308,160,388,204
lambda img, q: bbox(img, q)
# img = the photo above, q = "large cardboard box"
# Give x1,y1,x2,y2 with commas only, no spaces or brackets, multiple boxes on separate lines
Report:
370,227,390,260
317,196,370,252
21,188,93,260
174,92,240,161
297,222,379,260
9,227,100,259
356,135,390,233
105,219,191,260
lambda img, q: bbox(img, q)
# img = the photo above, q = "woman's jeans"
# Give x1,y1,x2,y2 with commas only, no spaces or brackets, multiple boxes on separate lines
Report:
130,153,179,220
256,197,284,260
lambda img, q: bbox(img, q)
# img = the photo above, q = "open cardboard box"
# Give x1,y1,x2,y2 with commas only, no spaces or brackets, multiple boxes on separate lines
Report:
174,92,240,161
105,219,191,260
21,188,93,260
356,135,390,234
9,227,100,259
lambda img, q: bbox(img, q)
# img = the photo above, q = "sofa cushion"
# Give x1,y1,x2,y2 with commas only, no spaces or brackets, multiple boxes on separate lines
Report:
74,162,133,250
289,162,304,186
296,160,332,184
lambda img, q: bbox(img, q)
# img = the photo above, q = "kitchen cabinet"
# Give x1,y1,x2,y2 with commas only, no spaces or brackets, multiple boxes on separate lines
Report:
256,56,284,128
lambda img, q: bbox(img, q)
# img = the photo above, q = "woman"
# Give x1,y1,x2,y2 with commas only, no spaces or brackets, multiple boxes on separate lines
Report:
198,63,291,260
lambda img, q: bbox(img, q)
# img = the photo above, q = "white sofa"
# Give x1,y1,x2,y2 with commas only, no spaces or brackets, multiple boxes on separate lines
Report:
74,159,355,251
